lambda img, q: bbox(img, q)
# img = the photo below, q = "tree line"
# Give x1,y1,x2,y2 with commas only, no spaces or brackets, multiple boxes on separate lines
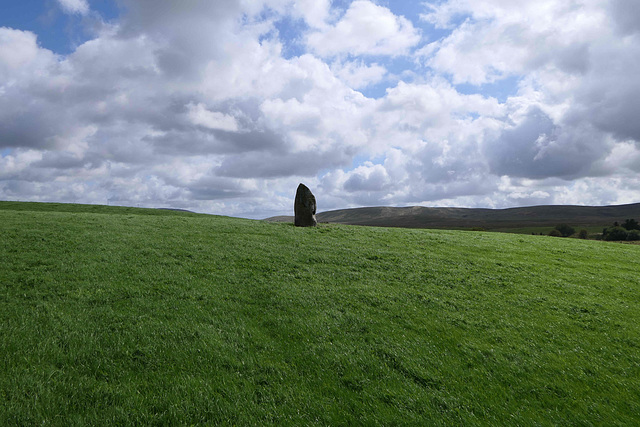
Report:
546,218,640,241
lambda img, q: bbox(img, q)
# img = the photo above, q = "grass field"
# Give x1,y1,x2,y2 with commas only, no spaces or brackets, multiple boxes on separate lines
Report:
1,201,639,425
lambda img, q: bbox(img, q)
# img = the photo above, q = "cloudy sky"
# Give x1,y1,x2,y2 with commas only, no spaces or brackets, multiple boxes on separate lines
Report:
1,0,639,218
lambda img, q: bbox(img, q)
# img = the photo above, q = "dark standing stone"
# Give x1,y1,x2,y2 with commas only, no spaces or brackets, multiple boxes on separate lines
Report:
294,183,317,227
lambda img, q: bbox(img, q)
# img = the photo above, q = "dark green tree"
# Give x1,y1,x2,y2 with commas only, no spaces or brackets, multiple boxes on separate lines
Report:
622,218,640,231
554,224,575,237
605,226,628,241
627,230,640,241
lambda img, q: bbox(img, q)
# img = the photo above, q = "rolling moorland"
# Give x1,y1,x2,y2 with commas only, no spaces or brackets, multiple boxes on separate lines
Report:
1,201,640,425
266,202,640,235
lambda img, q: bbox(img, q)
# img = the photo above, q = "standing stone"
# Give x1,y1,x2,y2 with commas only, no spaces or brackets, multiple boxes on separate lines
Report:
294,183,317,227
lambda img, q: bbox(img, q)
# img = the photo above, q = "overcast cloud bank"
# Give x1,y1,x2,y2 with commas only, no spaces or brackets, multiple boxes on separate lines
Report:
1,0,639,218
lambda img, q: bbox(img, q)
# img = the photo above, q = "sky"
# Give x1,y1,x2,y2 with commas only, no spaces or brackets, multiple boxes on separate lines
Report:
1,0,639,219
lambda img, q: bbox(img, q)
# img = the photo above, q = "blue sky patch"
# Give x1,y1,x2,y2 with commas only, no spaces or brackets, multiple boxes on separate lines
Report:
455,75,521,103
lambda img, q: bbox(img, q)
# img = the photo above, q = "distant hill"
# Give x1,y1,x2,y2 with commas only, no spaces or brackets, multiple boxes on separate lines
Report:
265,203,640,231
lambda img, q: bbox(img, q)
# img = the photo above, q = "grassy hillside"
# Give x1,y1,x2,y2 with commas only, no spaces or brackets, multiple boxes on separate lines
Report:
268,203,640,234
2,201,640,425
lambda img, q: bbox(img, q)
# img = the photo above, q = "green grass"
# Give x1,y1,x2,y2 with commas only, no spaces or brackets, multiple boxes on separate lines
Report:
1,201,639,425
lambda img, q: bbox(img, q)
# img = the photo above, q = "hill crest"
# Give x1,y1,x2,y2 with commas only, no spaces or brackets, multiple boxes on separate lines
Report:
265,202,640,231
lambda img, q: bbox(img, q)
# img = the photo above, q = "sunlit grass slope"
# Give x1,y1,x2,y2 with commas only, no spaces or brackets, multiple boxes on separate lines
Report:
1,202,639,425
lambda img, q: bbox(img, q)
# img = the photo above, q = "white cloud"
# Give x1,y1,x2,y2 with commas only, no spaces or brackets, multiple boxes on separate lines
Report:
331,60,387,89
343,162,391,192
0,149,43,180
307,0,421,57
0,28,56,80
290,0,332,29
57,0,90,15
187,103,240,132
419,0,608,84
